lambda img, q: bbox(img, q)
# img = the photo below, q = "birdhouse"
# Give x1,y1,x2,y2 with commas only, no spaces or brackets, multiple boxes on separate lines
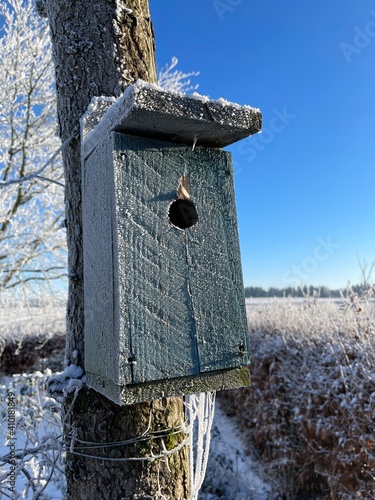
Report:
81,81,262,405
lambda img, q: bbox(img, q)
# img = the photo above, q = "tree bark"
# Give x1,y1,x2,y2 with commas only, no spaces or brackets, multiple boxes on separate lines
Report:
42,1,190,497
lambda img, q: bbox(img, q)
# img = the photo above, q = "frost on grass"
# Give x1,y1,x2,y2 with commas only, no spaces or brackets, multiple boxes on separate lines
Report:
0,371,65,499
4,288,375,498
220,288,375,498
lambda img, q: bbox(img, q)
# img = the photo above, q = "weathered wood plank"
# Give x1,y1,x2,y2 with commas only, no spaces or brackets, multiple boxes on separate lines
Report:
83,137,131,389
119,367,251,405
186,149,250,372
114,134,249,380
114,134,200,384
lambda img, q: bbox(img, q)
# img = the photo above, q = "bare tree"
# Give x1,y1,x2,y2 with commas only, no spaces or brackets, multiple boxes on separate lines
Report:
357,254,375,293
0,0,67,291
39,0,190,497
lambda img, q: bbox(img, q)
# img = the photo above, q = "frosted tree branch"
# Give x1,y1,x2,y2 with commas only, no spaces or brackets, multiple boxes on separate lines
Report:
158,56,199,94
0,0,67,291
0,129,78,189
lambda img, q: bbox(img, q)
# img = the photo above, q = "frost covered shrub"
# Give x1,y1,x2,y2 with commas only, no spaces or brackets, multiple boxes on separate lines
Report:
0,297,65,374
0,371,65,498
220,290,375,498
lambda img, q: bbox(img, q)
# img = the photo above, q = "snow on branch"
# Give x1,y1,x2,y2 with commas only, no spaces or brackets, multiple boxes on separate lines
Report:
0,129,78,189
158,56,199,94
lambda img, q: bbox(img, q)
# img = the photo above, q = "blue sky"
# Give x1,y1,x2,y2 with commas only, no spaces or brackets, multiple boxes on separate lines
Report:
150,0,375,289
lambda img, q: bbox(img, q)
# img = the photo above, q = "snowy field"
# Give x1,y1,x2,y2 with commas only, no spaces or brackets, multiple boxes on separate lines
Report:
0,298,65,343
1,290,374,498
245,295,370,308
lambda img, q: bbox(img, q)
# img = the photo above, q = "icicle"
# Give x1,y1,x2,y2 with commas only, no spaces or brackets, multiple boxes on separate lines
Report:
186,391,216,500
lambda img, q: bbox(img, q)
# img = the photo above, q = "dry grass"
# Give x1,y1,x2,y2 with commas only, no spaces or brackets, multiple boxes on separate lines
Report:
0,297,65,374
220,290,375,499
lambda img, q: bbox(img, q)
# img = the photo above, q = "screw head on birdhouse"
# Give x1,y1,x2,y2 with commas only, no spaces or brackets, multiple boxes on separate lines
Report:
81,81,262,405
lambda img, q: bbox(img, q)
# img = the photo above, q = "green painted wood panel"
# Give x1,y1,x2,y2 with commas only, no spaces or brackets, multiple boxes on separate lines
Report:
113,134,199,385
184,149,250,372
113,133,249,384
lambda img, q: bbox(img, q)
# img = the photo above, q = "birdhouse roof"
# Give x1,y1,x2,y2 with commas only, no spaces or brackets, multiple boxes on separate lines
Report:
81,80,262,158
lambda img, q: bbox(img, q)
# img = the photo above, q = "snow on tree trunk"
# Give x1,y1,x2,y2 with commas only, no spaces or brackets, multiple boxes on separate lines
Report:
40,1,190,497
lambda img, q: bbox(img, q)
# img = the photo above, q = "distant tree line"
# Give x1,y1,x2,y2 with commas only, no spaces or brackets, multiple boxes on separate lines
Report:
244,284,368,299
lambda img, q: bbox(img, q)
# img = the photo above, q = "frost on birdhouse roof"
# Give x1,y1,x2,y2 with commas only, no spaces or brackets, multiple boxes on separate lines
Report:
81,80,262,158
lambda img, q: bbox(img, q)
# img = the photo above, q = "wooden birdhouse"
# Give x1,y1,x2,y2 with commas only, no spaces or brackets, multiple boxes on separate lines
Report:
81,81,262,405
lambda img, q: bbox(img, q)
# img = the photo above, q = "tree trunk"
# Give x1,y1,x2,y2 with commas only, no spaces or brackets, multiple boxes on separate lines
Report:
41,1,190,497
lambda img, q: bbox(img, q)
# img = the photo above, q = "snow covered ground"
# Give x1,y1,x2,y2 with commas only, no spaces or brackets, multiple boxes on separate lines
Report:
200,404,271,499
0,370,272,499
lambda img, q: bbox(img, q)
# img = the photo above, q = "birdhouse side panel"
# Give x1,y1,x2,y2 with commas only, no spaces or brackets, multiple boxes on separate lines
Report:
112,133,201,385
83,138,128,392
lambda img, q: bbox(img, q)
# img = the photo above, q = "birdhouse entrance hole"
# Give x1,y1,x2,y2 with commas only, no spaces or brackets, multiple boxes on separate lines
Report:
168,199,198,230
